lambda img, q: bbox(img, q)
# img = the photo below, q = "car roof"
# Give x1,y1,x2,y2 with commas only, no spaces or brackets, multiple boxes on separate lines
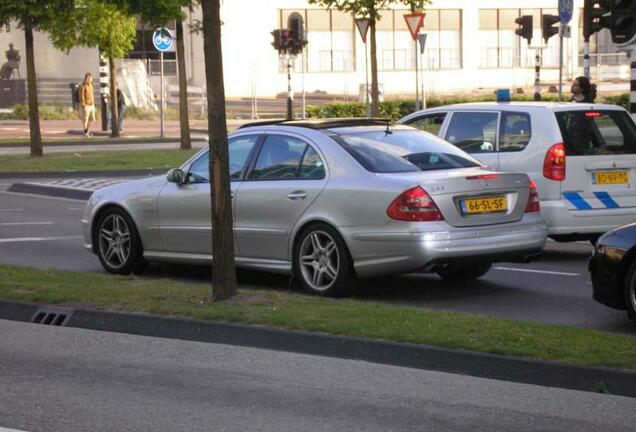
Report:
415,101,625,113
238,118,417,135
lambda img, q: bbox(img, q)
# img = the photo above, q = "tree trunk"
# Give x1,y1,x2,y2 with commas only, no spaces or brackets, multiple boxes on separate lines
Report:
108,55,119,138
201,0,237,302
24,22,42,157
369,18,380,117
176,19,191,150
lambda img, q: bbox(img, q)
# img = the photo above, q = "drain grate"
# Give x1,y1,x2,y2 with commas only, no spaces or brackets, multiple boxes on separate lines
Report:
31,307,74,326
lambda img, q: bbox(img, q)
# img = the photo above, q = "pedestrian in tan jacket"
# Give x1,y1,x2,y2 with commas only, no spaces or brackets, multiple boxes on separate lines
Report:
79,73,95,137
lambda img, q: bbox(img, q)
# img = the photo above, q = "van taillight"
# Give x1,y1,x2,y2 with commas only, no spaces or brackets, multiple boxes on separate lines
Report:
525,179,540,213
387,186,444,222
543,143,566,181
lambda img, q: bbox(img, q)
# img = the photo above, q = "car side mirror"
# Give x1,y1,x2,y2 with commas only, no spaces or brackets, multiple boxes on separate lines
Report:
166,168,185,184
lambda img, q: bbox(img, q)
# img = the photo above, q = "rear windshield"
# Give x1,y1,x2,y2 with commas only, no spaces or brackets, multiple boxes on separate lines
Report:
555,110,636,156
335,130,483,173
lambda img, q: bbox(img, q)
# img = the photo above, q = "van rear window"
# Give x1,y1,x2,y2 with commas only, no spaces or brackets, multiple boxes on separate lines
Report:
555,110,636,156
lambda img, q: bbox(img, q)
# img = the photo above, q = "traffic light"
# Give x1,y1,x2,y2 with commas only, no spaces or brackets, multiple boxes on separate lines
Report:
271,29,283,51
542,14,561,42
515,15,533,44
584,0,612,40
610,0,636,45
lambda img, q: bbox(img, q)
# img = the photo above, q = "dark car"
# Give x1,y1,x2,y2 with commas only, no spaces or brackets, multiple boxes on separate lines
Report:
589,222,636,324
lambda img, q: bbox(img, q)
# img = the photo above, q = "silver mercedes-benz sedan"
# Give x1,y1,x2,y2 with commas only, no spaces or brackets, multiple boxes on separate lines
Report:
82,119,547,296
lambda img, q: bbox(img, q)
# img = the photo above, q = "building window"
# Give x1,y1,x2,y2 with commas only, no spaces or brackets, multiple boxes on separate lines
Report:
279,9,355,73
479,8,560,69
377,9,462,71
125,21,177,75
577,9,629,68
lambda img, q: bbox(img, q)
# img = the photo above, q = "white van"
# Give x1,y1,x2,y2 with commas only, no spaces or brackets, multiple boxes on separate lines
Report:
399,102,636,241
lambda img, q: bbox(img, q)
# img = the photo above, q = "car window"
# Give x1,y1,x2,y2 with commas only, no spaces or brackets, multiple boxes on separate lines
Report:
405,113,446,135
298,146,326,179
445,112,498,154
251,135,307,180
499,112,531,152
555,110,636,156
187,135,259,183
335,130,482,173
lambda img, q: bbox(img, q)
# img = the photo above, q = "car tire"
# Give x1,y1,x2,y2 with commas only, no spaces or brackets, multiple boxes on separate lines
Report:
624,260,636,323
437,262,492,282
293,223,354,297
95,207,146,275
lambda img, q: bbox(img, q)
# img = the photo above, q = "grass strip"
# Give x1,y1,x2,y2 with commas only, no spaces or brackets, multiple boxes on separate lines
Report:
0,149,198,172
0,263,634,370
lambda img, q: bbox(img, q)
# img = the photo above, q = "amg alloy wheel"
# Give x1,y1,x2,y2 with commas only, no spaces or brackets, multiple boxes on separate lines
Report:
294,223,354,296
96,208,145,275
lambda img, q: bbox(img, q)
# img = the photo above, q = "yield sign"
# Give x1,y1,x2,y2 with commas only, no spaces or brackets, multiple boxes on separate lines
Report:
403,12,425,41
355,17,370,43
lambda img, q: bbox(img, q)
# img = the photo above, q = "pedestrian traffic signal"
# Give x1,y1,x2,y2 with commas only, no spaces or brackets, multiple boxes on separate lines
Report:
515,15,533,44
271,29,283,52
542,14,561,42
584,0,612,40
610,0,636,45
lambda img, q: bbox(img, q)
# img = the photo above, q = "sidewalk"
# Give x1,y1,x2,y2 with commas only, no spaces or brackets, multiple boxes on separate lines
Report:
0,118,253,141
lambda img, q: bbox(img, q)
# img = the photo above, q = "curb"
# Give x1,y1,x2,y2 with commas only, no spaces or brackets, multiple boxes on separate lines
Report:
0,168,166,179
1,299,635,398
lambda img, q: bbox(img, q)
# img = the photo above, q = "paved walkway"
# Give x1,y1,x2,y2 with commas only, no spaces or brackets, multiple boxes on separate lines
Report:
0,140,208,156
0,118,253,141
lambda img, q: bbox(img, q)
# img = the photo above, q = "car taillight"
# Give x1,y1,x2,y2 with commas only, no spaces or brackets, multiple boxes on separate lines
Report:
387,186,444,222
525,179,540,213
543,143,566,181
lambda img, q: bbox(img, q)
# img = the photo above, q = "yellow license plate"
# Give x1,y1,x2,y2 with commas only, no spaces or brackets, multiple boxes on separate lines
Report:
594,171,629,185
462,196,508,215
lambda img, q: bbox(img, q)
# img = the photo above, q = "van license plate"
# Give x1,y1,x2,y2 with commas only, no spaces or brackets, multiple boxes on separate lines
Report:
461,197,508,215
594,171,629,185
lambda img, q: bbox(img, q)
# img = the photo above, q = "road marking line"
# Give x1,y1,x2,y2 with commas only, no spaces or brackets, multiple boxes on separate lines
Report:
0,208,23,212
0,427,30,432
0,222,53,226
0,235,82,244
494,267,580,277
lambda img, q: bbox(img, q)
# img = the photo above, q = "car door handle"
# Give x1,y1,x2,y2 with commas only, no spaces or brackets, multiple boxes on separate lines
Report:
288,191,307,200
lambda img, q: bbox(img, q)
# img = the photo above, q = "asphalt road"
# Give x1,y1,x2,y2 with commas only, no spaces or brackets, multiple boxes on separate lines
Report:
0,183,633,333
0,319,634,432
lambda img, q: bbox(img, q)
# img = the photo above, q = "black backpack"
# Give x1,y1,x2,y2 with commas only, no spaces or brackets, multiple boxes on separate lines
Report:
73,84,81,104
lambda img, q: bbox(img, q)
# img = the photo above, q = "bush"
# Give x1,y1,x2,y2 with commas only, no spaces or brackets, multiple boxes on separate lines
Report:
603,93,629,110
306,93,627,120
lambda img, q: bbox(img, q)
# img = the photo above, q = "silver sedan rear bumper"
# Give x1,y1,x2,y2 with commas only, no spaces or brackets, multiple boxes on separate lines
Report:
346,214,548,278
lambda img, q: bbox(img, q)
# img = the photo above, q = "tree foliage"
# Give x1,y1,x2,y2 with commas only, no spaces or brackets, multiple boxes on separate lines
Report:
0,0,72,28
307,0,428,20
49,0,136,59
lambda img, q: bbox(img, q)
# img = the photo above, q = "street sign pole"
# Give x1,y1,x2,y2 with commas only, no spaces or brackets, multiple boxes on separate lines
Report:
414,39,419,111
558,0,573,101
404,13,425,112
152,27,174,138
160,51,164,138
364,44,370,117
355,18,371,118
418,34,427,110
534,50,541,101
559,32,564,101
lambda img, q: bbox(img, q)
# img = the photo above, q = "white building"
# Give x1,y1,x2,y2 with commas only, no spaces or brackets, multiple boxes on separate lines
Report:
0,0,630,104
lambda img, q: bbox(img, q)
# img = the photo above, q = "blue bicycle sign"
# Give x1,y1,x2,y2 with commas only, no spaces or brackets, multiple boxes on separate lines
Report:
559,0,573,24
152,27,174,52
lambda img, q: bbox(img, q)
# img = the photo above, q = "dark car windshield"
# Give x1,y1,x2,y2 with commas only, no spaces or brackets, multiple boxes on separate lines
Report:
335,130,483,173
